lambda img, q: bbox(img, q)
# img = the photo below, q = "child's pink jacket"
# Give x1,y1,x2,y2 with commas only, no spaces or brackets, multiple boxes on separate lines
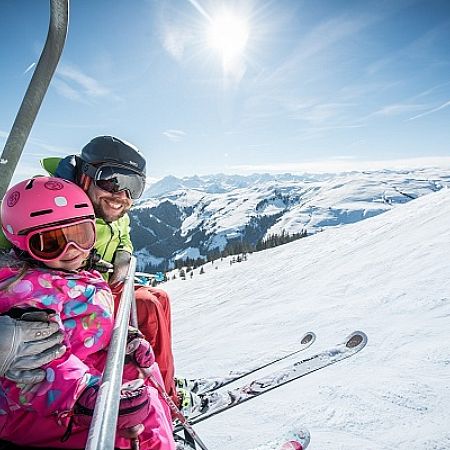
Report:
0,265,174,449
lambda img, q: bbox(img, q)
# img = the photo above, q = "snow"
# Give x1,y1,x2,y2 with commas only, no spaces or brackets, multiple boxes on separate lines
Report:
174,247,204,261
162,187,450,450
134,248,165,271
132,169,450,270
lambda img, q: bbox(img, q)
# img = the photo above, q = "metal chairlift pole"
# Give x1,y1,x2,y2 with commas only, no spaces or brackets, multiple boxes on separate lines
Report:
0,0,69,198
85,256,137,450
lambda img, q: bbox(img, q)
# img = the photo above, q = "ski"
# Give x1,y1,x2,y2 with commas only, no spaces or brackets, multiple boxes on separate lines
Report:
174,426,310,450
277,441,308,450
176,331,316,395
246,427,311,450
175,331,367,429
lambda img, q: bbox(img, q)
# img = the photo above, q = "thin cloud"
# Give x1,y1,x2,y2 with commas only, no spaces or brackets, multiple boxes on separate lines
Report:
413,81,450,100
231,156,450,174
54,64,116,102
9,161,38,184
243,15,379,125
26,138,73,156
290,123,365,144
23,63,36,75
163,129,186,142
242,94,357,128
403,21,450,61
161,27,190,61
297,15,371,60
339,81,401,100
308,124,365,131
297,102,357,124
266,14,375,85
52,78,87,103
373,103,427,117
408,99,450,121
368,21,450,76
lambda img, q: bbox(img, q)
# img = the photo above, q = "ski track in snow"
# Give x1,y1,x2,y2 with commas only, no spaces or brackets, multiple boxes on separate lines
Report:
164,188,450,450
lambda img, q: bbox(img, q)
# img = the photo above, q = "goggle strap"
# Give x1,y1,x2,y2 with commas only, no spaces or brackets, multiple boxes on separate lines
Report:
78,173,92,191
81,162,98,178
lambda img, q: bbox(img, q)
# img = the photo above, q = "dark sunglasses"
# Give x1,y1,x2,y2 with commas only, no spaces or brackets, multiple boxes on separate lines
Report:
83,163,145,199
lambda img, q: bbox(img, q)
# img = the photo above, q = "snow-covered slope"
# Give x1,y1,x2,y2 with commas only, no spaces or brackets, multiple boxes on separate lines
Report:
163,186,450,450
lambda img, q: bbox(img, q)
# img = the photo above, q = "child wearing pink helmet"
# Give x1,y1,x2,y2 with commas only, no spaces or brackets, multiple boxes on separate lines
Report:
0,177,175,449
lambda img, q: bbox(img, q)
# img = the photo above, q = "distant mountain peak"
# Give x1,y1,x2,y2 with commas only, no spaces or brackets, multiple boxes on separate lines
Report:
132,168,450,271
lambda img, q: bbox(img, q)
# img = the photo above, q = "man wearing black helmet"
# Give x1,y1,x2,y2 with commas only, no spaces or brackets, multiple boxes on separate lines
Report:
0,136,178,405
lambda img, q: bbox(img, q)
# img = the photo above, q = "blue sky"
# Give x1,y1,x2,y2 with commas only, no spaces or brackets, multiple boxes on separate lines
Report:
1,0,450,184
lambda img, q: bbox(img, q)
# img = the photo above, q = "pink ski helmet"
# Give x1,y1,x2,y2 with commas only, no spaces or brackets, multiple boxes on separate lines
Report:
2,177,96,254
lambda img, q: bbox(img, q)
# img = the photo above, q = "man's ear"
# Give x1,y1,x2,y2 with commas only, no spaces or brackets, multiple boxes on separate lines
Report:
74,156,83,183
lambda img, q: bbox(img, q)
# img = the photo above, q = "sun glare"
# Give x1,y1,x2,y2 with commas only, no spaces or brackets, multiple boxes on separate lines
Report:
207,10,249,69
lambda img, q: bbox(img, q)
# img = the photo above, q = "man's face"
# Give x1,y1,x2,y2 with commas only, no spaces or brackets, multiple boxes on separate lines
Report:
87,182,133,223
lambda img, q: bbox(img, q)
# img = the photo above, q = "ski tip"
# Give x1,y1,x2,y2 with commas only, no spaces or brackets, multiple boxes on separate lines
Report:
279,441,304,450
279,428,311,450
345,330,368,349
300,331,316,346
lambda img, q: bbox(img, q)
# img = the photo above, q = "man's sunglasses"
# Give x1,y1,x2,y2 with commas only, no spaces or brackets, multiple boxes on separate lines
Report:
82,163,146,199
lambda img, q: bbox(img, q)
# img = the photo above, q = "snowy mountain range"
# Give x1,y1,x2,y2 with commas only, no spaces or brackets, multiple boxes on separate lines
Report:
164,183,450,450
130,168,450,272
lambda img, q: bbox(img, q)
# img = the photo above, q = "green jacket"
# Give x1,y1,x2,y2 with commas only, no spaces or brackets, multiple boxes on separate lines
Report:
0,157,133,277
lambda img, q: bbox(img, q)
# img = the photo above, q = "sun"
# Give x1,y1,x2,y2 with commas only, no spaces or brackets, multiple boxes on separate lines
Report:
206,9,249,70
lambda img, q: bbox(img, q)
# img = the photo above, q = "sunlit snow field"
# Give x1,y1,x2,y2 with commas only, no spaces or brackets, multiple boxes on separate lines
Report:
164,187,450,450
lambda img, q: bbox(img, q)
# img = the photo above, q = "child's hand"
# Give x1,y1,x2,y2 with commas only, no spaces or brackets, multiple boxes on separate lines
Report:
126,326,155,368
74,379,152,432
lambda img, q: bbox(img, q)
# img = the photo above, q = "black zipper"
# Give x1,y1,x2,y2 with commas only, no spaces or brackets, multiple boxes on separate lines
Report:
101,221,115,261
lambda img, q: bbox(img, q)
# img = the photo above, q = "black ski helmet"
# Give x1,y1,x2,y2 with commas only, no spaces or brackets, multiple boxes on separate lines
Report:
80,136,146,176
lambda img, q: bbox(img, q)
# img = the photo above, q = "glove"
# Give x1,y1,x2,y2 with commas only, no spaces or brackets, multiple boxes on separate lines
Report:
109,250,131,288
0,313,66,384
74,379,151,431
126,326,155,368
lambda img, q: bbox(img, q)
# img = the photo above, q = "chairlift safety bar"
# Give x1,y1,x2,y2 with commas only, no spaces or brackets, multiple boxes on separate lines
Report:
85,256,137,450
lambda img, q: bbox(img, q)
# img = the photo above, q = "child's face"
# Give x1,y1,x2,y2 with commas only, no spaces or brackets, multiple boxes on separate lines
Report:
44,245,90,272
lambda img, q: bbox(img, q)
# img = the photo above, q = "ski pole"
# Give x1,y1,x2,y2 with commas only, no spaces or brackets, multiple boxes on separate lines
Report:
146,372,209,450
130,286,208,448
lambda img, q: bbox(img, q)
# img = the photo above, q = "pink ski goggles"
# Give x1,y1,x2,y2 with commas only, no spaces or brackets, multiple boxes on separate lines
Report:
21,219,96,262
